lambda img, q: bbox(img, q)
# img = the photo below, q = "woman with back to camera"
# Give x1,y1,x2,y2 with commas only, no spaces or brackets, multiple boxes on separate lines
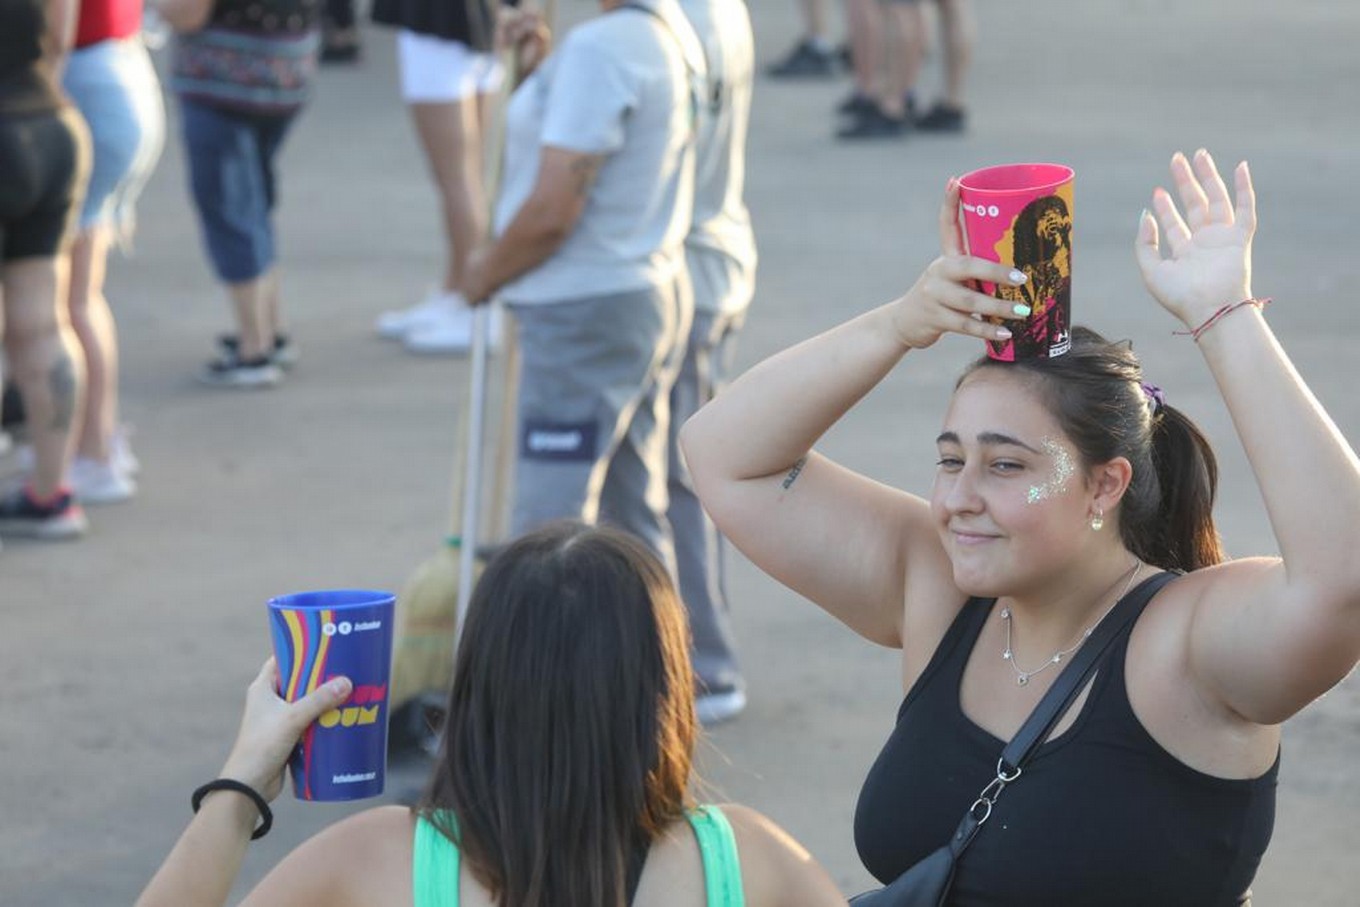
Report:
136,522,845,907
680,150,1360,904
0,0,91,538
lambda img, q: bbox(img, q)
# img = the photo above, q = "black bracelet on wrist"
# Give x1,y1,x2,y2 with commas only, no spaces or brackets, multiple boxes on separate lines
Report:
191,779,273,840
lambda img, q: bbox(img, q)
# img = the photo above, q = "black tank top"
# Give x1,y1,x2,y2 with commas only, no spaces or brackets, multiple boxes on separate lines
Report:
854,596,1278,906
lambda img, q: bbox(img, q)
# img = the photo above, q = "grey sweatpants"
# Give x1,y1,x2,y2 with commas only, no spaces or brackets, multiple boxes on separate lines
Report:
509,280,690,580
667,306,746,692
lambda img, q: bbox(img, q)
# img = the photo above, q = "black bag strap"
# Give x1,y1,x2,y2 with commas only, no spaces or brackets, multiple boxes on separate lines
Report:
947,569,1177,858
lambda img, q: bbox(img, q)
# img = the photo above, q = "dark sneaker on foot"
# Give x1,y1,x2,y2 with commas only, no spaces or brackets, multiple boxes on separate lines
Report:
836,91,877,117
836,106,909,140
0,486,88,539
198,352,283,388
914,103,967,132
216,333,299,369
766,39,838,78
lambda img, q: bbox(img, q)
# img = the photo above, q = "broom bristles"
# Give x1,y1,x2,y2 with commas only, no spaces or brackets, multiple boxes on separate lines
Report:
390,546,468,709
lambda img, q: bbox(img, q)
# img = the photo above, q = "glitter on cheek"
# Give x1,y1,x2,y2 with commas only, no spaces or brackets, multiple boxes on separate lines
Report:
1027,438,1075,504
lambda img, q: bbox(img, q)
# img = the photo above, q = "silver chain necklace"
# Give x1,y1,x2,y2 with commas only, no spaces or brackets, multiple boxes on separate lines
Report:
1000,562,1142,686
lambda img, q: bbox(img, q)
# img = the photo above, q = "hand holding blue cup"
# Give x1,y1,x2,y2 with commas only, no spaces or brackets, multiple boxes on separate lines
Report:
267,589,396,801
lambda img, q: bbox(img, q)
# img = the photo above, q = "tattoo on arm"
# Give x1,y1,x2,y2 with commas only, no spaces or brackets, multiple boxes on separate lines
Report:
47,352,76,432
782,456,808,490
570,155,605,198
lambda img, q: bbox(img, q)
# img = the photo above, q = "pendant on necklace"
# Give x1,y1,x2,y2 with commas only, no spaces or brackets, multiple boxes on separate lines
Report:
1017,675,1030,686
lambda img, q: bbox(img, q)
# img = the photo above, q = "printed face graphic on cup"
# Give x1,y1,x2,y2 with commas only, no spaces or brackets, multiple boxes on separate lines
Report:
991,194,1074,360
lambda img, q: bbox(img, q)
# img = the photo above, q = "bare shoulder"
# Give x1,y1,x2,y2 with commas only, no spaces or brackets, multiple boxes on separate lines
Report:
716,804,844,907
240,806,414,907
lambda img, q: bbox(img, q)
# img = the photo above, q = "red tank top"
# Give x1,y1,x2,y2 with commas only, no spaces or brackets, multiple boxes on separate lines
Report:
75,0,141,48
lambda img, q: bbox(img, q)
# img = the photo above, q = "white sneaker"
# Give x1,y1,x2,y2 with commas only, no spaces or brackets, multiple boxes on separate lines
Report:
18,427,140,476
375,291,464,340
110,424,140,477
696,686,747,727
403,298,503,356
70,457,137,504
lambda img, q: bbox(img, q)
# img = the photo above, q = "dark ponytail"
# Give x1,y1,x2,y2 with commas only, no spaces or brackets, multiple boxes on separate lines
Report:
962,326,1224,572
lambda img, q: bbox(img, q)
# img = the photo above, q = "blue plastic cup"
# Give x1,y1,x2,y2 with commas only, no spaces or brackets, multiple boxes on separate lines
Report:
267,589,396,801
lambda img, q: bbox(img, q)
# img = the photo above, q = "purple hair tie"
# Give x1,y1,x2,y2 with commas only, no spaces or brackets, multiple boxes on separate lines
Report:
1140,382,1166,413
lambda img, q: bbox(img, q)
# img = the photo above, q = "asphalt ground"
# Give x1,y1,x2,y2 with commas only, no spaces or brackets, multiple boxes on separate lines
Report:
1,0,1357,902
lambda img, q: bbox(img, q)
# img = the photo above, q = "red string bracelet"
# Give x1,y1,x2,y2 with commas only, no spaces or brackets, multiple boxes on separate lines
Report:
1175,297,1272,342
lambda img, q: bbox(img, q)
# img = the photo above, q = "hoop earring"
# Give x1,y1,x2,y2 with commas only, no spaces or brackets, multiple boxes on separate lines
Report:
1090,507,1104,532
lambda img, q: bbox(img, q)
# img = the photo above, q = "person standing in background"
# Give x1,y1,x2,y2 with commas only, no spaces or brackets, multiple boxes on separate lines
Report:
319,0,360,62
463,0,705,661
901,0,973,132
0,0,92,538
672,0,757,724
157,0,320,387
59,0,164,500
370,0,505,355
765,0,841,78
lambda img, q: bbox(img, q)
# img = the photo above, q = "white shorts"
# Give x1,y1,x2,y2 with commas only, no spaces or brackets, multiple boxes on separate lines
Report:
397,31,504,103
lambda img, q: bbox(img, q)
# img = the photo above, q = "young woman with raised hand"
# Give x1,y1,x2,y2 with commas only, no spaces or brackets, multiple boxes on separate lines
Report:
136,522,844,907
679,150,1360,904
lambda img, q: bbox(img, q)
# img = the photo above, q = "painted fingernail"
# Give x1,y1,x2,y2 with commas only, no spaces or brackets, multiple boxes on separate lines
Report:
1012,303,1031,317
995,327,1013,340
1009,269,1027,284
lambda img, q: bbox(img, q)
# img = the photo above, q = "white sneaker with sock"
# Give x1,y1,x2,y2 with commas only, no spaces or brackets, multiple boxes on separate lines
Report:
403,297,503,355
70,457,137,504
376,290,466,340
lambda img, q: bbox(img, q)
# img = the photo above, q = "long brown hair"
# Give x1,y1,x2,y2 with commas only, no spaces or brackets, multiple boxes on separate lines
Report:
419,522,697,906
962,326,1224,571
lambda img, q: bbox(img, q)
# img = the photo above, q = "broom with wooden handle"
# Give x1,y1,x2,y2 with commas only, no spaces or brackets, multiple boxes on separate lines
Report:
388,10,524,720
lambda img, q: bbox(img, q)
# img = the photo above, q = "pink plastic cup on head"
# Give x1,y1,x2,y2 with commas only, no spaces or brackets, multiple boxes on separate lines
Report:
957,163,1075,361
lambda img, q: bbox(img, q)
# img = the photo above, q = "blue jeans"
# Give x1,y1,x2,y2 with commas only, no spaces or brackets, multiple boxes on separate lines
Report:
180,99,294,283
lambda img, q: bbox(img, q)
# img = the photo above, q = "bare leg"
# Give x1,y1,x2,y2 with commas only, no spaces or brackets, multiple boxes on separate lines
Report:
937,0,975,107
880,2,926,117
262,269,282,337
2,256,84,498
227,272,272,361
845,0,882,99
803,0,831,41
409,99,485,294
67,226,118,462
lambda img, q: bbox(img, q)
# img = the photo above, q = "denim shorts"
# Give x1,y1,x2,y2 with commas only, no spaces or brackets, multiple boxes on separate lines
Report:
180,99,295,283
63,36,165,238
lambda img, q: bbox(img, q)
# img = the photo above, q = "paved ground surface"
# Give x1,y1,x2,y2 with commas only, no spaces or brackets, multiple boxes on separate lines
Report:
2,0,1358,903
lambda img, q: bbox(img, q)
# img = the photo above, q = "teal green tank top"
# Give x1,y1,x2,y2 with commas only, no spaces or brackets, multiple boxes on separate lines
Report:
413,805,745,907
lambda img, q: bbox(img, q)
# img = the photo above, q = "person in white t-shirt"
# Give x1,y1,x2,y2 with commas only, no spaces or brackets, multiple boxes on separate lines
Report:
464,0,705,654
668,0,756,725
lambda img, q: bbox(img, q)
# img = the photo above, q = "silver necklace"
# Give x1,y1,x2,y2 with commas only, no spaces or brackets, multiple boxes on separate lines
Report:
1000,562,1141,686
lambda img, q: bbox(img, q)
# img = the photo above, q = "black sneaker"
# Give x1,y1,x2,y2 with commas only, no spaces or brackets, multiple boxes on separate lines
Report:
0,486,88,539
216,333,299,369
836,91,877,117
836,106,909,140
198,352,283,388
766,39,839,78
914,103,967,133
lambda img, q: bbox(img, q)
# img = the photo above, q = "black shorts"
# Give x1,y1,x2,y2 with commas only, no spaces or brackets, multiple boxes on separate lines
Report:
0,106,90,261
